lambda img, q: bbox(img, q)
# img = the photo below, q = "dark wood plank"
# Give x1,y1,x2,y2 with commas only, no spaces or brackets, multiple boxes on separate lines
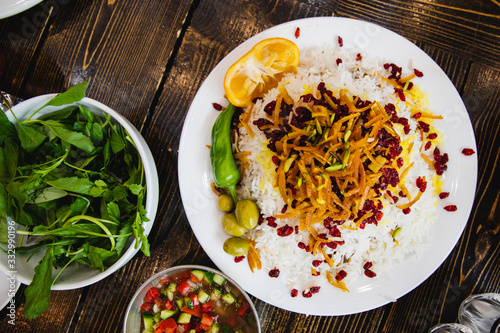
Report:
336,0,500,70
0,3,54,96
0,287,81,332
20,0,195,128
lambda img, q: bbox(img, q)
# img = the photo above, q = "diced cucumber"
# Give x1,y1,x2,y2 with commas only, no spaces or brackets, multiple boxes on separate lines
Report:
222,292,237,305
198,290,210,304
184,296,193,309
178,312,192,324
167,282,177,292
203,271,214,284
190,269,206,281
213,274,226,286
210,288,222,300
206,323,220,333
142,314,155,333
175,298,184,310
160,309,177,320
161,289,175,301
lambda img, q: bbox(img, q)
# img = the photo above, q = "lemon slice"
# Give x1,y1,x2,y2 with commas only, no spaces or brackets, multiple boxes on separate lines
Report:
224,37,300,107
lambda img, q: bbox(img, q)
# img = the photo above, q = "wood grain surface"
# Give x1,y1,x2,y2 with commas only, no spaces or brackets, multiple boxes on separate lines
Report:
0,0,499,332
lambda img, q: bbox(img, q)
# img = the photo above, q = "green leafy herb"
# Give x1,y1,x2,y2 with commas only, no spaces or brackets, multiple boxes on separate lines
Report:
0,82,150,319
24,247,54,319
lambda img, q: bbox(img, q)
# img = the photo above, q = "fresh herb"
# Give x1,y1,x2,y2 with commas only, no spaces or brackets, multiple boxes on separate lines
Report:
0,82,150,318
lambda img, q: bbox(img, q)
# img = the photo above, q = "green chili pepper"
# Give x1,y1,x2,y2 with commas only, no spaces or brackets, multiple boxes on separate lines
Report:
210,103,240,203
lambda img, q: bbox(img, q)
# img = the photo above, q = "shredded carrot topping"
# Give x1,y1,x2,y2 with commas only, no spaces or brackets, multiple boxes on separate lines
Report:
326,271,350,292
236,70,447,293
247,239,262,273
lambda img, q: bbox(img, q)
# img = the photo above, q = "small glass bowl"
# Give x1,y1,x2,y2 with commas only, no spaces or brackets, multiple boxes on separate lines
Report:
123,265,261,333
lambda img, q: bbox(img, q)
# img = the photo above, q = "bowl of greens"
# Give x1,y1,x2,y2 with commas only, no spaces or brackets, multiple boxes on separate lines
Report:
0,82,159,318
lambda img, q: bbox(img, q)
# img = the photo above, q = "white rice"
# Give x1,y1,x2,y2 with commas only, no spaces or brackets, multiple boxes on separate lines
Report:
236,45,439,293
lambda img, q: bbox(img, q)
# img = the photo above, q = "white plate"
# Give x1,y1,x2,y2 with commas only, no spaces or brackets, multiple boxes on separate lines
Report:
0,95,159,290
178,17,477,315
0,0,43,19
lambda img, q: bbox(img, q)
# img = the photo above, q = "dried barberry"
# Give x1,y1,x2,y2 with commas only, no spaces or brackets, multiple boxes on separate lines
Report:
439,192,450,199
269,268,280,278
462,148,475,156
444,205,457,212
295,27,300,38
277,225,293,237
335,270,347,281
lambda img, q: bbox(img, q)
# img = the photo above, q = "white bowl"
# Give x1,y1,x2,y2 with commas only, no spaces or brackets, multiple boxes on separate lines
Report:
0,94,159,290
123,265,261,333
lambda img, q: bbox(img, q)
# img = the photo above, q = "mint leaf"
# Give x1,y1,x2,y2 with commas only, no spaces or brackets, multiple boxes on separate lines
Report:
18,123,47,153
24,247,53,319
45,123,95,153
0,110,17,144
32,187,68,204
28,82,89,121
4,137,18,181
45,177,94,194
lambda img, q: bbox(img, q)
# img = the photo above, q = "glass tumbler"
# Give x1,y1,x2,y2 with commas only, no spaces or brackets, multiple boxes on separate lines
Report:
428,323,474,333
458,293,500,333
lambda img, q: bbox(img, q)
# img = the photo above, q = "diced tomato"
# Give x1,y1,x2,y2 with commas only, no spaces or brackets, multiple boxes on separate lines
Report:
164,300,174,310
200,302,213,313
190,294,199,307
159,278,171,285
238,302,250,316
201,313,214,327
140,302,153,312
177,281,191,296
157,318,177,333
181,306,202,318
145,287,160,303
190,272,201,283
154,297,164,310
176,323,192,333
200,323,211,331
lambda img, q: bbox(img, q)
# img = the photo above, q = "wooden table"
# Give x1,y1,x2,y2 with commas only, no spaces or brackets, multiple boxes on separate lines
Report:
0,1,499,332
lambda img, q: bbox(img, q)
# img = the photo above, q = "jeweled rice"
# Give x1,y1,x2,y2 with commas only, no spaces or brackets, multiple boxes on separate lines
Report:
235,45,442,295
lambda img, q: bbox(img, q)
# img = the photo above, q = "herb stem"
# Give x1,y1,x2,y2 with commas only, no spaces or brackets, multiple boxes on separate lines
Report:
51,248,84,287
65,215,116,251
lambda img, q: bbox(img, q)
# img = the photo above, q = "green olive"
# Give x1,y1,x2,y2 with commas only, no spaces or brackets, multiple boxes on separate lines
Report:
221,213,247,237
235,199,259,230
218,194,235,212
223,237,250,256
